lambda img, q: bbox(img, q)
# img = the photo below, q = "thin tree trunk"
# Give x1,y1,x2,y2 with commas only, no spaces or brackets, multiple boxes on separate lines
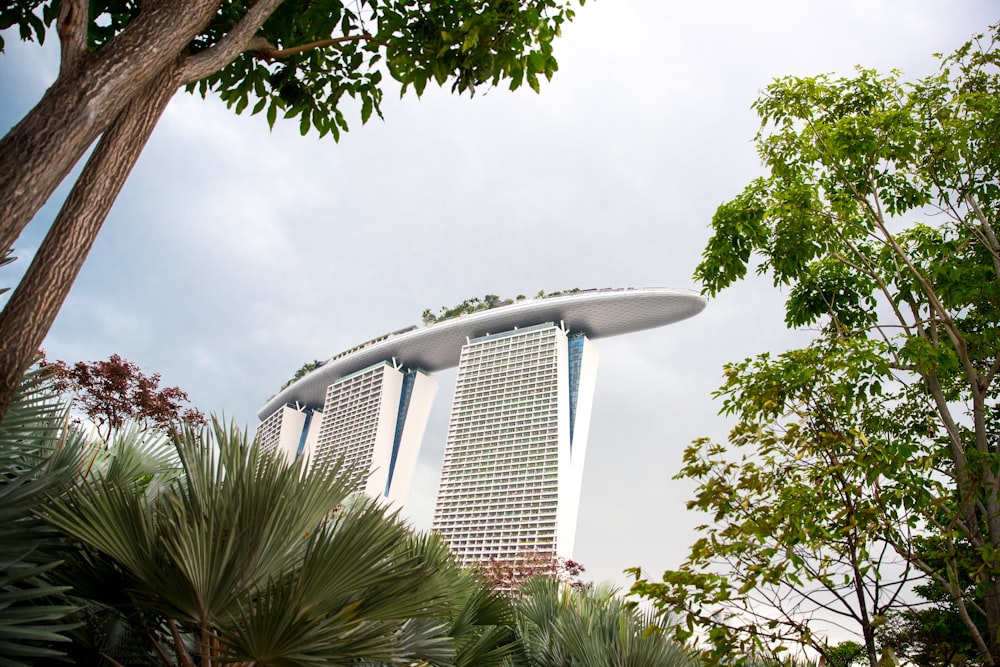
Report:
0,62,182,420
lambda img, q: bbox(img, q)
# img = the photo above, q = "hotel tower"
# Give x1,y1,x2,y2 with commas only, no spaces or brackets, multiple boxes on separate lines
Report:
432,324,598,564
256,288,704,563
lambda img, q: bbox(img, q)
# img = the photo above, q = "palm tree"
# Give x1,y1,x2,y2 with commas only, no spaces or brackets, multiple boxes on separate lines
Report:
407,533,523,667
0,364,84,665
43,419,456,666
512,577,698,667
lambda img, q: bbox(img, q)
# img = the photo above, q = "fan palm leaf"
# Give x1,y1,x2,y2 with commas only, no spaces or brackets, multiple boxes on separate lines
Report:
224,499,454,666
44,416,465,666
514,577,697,667
0,364,85,665
400,533,521,667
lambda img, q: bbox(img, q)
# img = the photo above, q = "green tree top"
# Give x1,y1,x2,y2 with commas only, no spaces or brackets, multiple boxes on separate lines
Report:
633,22,1000,665
3,0,581,138
280,359,325,390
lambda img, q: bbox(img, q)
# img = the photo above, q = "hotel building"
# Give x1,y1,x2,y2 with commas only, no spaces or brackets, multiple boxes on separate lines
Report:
256,288,704,562
432,324,598,564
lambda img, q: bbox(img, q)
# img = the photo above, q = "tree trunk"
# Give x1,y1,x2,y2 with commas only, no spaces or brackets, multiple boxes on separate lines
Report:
0,62,182,420
0,0,220,253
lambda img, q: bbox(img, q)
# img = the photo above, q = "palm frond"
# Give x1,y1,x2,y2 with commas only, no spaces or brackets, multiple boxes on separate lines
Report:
223,500,454,665
43,414,475,666
514,577,698,667
0,363,85,665
399,532,521,667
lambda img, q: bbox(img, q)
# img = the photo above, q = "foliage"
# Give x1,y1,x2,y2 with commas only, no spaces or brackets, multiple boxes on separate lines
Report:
513,577,697,667
632,22,1000,665
421,288,580,325
42,418,456,666
879,540,987,667
880,592,985,667
826,641,868,667
0,0,587,423
0,364,84,665
0,361,521,666
422,294,517,325
280,358,325,390
533,287,581,299
2,0,582,138
407,534,523,667
40,353,206,442
478,551,586,593
630,339,918,664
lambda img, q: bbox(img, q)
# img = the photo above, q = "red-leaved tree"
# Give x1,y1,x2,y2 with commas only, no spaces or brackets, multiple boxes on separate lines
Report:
41,352,205,442
478,551,586,595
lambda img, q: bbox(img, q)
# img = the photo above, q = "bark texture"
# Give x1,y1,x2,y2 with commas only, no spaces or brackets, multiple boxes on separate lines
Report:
0,0,220,253
0,0,293,419
0,63,182,418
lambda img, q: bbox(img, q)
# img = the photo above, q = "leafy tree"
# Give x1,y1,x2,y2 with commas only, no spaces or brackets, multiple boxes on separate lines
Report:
422,293,516,324
280,358,325,390
421,288,581,325
879,539,987,667
0,0,584,420
41,352,206,442
632,22,1000,665
826,641,868,667
629,340,919,664
880,585,985,667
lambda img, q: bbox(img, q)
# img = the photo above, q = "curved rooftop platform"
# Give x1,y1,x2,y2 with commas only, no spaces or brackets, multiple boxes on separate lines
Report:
258,287,706,420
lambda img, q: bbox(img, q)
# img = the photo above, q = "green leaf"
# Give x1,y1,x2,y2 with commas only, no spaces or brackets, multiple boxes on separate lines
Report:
361,96,373,124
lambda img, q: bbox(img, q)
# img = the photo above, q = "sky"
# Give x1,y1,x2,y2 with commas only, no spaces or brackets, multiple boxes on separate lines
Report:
1,0,997,605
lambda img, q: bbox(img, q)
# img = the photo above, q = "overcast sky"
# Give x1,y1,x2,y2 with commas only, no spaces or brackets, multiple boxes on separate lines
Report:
1,1,996,606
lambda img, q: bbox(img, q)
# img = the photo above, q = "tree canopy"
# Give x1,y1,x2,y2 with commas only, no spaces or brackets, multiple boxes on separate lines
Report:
632,22,1000,665
41,352,205,442
0,0,584,419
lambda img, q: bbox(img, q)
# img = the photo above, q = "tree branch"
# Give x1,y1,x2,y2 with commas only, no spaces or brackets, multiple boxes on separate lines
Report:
0,0,219,254
181,0,287,84
965,193,1000,279
57,0,90,74
250,33,376,61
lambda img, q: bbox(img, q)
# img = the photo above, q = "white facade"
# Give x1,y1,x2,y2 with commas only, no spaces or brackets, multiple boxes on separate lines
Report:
431,323,598,565
256,361,437,508
384,370,437,507
255,405,310,460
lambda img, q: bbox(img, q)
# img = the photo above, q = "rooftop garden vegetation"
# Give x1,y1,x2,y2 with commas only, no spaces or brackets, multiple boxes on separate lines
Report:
421,288,581,325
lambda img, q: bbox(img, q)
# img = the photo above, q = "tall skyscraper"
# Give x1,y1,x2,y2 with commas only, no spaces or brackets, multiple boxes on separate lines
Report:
255,288,705,561
432,323,598,564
